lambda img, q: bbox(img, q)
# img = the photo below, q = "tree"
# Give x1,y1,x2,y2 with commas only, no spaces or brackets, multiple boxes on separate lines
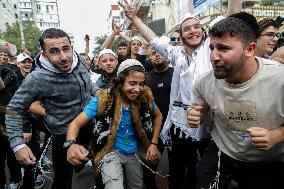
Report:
92,34,125,56
0,21,41,56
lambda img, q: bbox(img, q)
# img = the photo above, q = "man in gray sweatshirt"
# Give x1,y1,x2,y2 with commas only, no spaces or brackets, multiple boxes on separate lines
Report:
5,28,96,189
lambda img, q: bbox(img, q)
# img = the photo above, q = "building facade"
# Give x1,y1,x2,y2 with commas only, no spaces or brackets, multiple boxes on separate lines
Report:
0,0,20,32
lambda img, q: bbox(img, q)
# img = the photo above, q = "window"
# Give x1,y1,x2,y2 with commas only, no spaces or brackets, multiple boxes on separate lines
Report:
25,13,28,18
37,5,41,11
46,5,49,12
15,13,18,19
14,4,17,9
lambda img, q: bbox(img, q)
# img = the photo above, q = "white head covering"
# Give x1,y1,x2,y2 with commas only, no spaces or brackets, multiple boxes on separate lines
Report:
117,59,144,76
180,12,200,26
98,48,117,59
17,53,33,62
130,36,142,43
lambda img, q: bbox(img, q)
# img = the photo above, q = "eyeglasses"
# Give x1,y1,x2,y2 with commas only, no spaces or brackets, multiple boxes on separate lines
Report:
260,32,281,39
182,23,202,32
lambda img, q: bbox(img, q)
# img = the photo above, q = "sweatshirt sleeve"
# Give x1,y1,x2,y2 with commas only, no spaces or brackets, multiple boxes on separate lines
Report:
5,73,43,148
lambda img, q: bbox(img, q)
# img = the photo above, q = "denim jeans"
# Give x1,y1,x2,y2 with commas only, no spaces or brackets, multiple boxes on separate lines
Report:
100,151,143,189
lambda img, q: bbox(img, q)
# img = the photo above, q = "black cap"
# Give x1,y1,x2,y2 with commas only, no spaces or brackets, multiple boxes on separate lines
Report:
229,12,259,38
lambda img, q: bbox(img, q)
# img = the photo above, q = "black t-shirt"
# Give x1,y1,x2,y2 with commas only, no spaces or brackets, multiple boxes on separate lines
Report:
145,67,174,125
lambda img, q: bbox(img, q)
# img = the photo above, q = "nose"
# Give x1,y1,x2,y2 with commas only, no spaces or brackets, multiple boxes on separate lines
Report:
210,49,220,63
60,51,67,61
134,86,140,92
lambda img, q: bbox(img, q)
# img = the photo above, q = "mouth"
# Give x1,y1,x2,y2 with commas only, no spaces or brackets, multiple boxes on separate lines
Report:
129,92,139,99
188,35,199,40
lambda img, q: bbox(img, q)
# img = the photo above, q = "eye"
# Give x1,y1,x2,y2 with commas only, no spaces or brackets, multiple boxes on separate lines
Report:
49,49,59,55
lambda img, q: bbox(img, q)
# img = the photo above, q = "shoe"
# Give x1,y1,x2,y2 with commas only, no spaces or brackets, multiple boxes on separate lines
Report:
35,174,45,189
7,181,22,189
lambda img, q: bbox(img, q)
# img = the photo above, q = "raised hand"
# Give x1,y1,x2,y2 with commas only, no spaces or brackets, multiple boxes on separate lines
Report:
118,0,139,20
112,19,123,34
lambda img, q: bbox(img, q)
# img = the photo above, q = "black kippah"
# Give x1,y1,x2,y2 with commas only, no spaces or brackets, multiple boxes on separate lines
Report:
229,12,259,38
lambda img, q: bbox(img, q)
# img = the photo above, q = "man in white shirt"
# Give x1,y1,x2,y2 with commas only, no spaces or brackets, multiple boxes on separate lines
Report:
119,0,242,188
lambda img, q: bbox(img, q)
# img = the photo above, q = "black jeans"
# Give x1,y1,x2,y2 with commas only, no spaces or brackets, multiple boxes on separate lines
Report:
51,134,73,189
197,141,284,189
168,126,198,189
0,134,22,189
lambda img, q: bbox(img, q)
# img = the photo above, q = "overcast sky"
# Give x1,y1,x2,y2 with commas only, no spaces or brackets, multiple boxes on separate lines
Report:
57,0,118,55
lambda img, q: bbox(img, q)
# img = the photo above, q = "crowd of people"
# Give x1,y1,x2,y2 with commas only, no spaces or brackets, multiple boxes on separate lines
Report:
1,0,284,188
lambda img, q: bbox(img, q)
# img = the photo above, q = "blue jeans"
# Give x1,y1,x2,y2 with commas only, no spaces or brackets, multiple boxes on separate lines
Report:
100,151,143,189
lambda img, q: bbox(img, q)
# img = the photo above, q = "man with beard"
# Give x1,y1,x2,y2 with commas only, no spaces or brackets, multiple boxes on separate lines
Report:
5,28,96,189
144,48,173,188
188,12,284,189
119,0,242,188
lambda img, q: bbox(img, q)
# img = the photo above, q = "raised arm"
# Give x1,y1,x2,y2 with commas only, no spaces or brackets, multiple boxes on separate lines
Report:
118,0,157,43
225,0,243,17
84,34,90,54
100,21,123,50
119,32,131,43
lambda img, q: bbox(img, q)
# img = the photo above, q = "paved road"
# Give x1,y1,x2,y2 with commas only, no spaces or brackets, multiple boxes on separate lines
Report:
5,147,169,189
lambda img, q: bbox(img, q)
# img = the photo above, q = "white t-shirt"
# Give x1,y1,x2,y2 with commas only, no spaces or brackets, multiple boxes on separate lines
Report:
192,57,284,162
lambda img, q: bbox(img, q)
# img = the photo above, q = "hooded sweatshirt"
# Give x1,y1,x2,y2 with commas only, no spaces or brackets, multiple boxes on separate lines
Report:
5,52,96,149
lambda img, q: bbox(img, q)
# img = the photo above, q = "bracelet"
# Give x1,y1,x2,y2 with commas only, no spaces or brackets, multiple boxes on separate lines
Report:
150,142,158,146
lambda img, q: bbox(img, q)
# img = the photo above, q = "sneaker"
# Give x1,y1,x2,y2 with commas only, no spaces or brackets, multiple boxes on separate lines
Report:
35,174,45,189
7,181,22,189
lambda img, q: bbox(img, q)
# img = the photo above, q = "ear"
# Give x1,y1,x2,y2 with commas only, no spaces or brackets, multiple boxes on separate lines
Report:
245,42,256,58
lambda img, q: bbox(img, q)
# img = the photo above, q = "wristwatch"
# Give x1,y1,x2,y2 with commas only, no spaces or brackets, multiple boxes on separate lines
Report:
63,140,76,150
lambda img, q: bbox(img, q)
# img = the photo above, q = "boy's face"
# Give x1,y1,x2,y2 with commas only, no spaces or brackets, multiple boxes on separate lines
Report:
17,59,33,75
121,71,145,101
117,45,128,56
0,52,9,65
99,53,118,74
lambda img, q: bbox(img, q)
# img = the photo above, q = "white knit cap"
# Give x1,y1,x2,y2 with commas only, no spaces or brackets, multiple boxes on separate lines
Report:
117,59,145,76
180,12,200,25
130,36,142,43
98,48,117,59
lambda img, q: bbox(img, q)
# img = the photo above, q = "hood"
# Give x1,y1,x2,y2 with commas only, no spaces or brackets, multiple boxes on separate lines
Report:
35,51,79,73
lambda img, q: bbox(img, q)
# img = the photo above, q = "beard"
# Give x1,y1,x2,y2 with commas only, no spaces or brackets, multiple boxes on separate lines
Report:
213,55,245,80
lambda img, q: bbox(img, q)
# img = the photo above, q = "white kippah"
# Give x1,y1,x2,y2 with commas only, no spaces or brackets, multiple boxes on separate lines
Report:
117,59,145,76
130,36,142,43
180,12,200,25
98,48,117,59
